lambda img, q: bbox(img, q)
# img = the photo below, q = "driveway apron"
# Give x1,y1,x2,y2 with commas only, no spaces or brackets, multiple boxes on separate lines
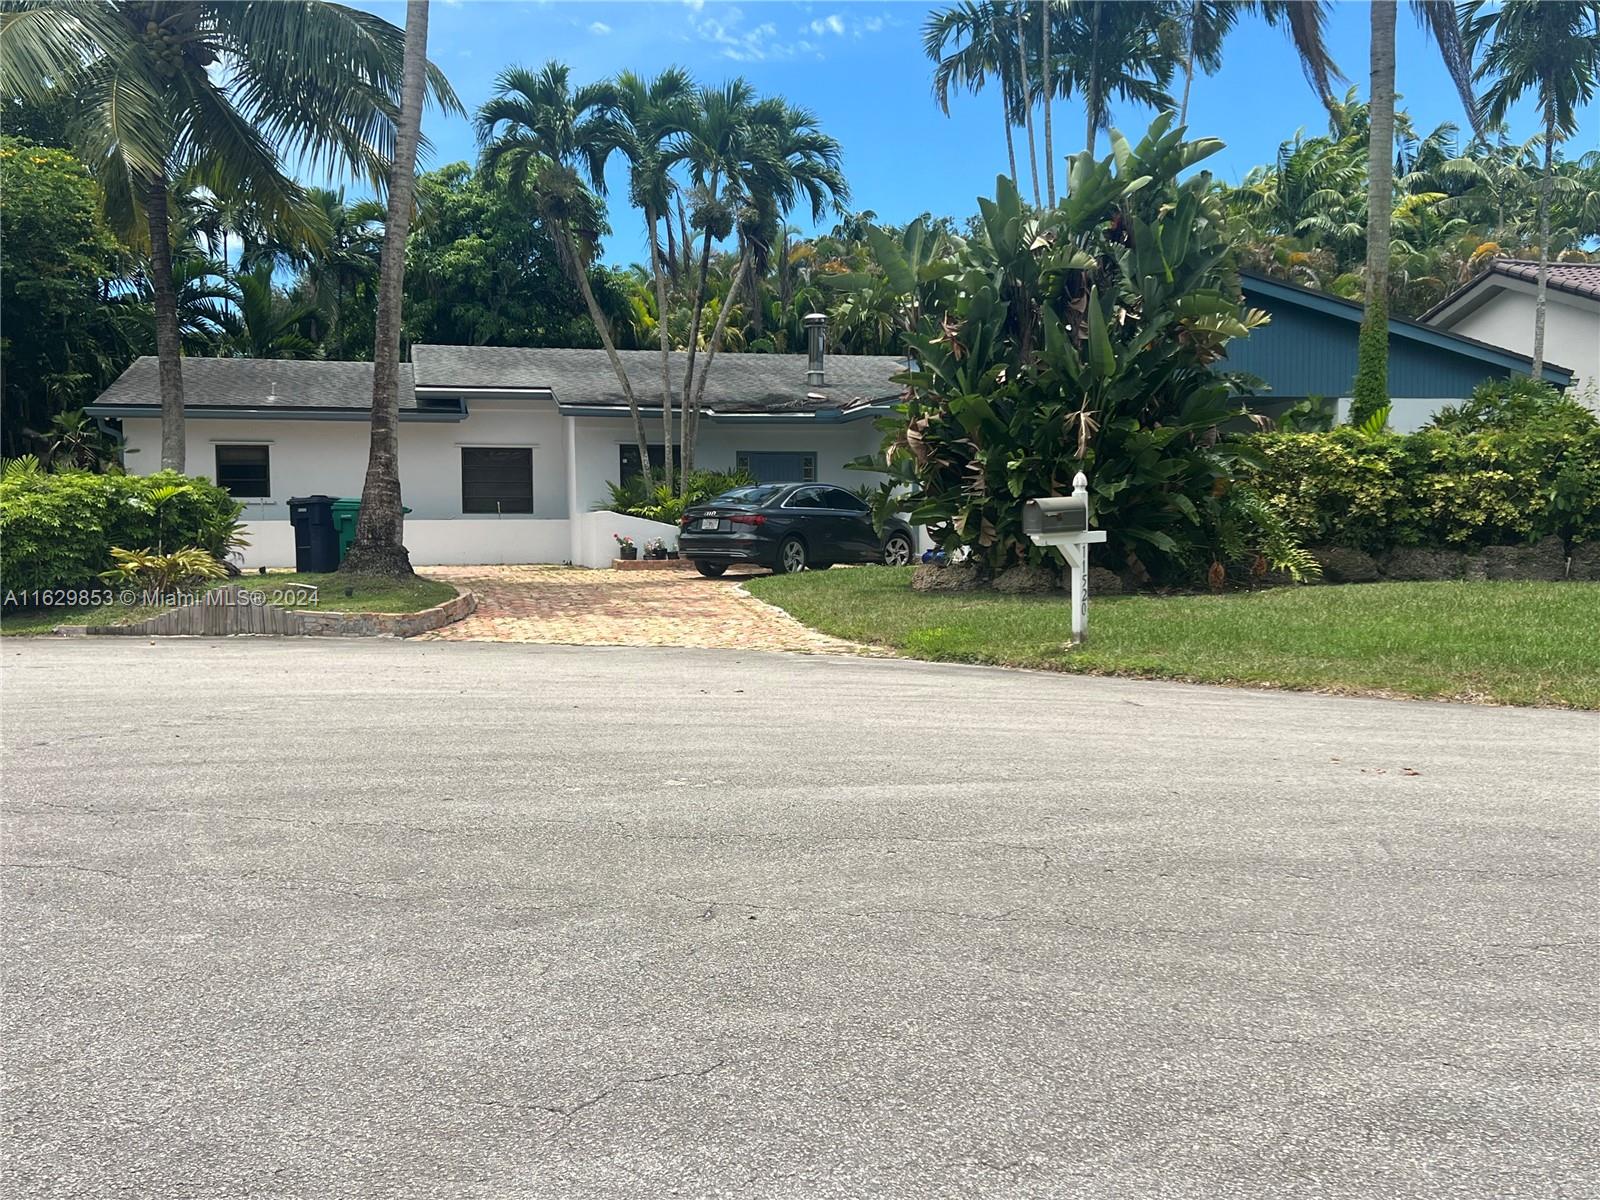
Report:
416,565,859,653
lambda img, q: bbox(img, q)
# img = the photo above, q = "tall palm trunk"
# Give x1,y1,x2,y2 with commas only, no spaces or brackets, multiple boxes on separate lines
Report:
146,179,187,472
1352,0,1396,423
1002,97,1019,185
663,208,679,283
1179,6,1196,125
646,206,675,493
1014,0,1041,207
677,195,693,278
344,0,430,576
685,241,753,453
1085,0,1104,156
561,225,653,486
1532,111,1554,377
1042,0,1055,205
679,172,721,477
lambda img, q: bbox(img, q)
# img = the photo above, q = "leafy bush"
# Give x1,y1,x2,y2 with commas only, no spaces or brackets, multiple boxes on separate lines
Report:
603,467,756,525
99,547,229,592
0,466,244,598
849,116,1303,584
1246,383,1600,551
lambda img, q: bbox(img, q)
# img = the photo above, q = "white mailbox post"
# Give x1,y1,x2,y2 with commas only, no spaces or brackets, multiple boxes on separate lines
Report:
1022,473,1107,646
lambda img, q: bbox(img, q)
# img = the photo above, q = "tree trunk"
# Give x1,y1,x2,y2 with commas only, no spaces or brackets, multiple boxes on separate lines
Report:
1014,0,1041,207
1003,100,1019,186
1351,0,1396,423
663,207,679,284
1042,0,1055,206
646,206,675,494
1086,0,1103,156
145,180,187,472
563,226,653,490
1533,111,1554,378
343,0,430,577
1179,14,1196,125
686,241,752,440
677,195,693,279
679,171,721,467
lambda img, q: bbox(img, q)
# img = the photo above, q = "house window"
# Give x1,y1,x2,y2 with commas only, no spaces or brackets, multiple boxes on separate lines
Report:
737,451,817,483
215,445,270,498
619,444,667,484
461,447,533,514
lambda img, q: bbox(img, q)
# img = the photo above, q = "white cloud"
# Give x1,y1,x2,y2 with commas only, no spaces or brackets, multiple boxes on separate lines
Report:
864,16,884,33
588,20,611,34
682,0,705,10
808,13,844,36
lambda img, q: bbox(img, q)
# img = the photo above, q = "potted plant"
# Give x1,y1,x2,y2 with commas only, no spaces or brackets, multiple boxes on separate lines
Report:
613,533,638,560
644,537,668,560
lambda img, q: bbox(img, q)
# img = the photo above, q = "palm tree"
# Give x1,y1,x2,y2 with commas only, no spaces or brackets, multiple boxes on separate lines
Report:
1467,0,1600,377
613,67,697,493
343,0,432,578
676,95,846,478
1175,1,1238,125
925,2,1021,188
1352,1,1483,420
1052,0,1178,157
0,1,459,472
1013,0,1041,206
476,61,654,484
225,263,320,360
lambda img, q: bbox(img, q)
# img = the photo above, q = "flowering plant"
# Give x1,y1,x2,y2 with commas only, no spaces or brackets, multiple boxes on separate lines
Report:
613,534,636,550
644,538,665,554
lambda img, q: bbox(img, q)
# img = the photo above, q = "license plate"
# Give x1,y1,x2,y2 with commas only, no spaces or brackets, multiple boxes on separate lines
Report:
700,517,719,530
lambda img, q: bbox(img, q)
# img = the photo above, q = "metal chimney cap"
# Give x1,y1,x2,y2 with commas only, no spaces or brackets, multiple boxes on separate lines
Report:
803,312,828,326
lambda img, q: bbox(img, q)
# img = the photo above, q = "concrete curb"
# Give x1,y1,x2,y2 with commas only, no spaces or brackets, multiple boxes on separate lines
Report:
54,585,477,639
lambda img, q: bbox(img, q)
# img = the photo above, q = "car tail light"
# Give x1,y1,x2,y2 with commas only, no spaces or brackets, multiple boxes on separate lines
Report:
730,513,765,526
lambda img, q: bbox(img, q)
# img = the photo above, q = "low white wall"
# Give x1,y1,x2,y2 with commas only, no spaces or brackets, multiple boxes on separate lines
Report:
574,511,680,569
234,518,570,569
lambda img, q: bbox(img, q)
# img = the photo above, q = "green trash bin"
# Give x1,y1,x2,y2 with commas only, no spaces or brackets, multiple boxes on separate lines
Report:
331,497,411,563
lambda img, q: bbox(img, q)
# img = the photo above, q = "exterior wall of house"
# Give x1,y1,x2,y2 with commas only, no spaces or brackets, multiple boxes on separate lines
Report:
1225,288,1534,403
117,402,888,568
1434,281,1600,409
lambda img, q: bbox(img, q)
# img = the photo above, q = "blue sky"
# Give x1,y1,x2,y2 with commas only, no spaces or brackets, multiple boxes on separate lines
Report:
346,0,1600,265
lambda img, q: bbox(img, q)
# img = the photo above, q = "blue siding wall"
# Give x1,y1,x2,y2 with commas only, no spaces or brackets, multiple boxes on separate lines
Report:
1223,285,1522,400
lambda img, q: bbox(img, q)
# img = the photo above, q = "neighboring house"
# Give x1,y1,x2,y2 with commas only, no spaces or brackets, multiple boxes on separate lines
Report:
1421,259,1600,409
1226,270,1575,429
87,331,904,568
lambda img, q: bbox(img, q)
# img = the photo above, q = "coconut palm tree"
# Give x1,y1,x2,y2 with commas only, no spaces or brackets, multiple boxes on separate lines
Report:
0,0,459,472
612,67,697,493
344,0,434,577
1467,0,1600,377
476,61,655,483
925,1,1021,188
1012,0,1041,206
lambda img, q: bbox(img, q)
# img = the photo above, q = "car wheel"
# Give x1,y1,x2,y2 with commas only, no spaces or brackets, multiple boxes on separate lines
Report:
695,561,728,578
883,533,913,567
774,536,807,574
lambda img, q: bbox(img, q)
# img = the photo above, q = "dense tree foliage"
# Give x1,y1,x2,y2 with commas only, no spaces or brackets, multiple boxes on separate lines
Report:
0,138,137,455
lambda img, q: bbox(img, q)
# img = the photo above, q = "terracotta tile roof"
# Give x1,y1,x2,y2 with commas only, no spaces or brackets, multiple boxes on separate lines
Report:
1486,258,1600,301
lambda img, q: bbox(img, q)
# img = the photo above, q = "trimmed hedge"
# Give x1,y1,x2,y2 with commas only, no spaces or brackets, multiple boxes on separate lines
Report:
1246,387,1600,553
0,467,242,598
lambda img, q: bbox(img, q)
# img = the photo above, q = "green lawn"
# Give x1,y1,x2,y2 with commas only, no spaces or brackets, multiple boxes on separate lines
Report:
1,571,457,636
748,568,1600,709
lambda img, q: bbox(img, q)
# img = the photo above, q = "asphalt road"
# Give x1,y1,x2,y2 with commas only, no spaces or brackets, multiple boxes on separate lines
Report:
2,639,1597,1199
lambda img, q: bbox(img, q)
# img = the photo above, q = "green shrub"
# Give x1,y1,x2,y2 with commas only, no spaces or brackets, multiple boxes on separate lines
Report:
1246,382,1600,551
603,467,756,525
0,465,243,598
99,546,229,592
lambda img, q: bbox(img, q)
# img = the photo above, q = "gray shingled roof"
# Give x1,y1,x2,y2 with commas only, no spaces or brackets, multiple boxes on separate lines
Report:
88,357,418,412
410,344,905,413
1422,258,1600,320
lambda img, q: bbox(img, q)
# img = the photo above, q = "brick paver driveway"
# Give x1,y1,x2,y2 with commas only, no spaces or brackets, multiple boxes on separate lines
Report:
416,564,859,652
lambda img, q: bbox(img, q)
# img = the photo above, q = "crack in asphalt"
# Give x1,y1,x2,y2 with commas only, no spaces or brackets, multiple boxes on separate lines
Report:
471,1058,728,1123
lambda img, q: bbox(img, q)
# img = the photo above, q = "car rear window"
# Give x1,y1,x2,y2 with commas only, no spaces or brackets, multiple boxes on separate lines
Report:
712,485,785,506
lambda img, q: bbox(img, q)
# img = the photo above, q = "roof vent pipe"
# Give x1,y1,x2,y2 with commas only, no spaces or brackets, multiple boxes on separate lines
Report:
804,312,827,386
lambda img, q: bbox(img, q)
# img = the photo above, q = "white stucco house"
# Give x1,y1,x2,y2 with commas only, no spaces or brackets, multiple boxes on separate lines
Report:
87,337,905,569
1422,259,1600,410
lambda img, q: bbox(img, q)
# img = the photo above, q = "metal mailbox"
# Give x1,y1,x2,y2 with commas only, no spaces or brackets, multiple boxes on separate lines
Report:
1022,494,1090,537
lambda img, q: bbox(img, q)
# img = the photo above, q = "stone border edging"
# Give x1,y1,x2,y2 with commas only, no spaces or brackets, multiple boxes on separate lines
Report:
55,584,477,639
